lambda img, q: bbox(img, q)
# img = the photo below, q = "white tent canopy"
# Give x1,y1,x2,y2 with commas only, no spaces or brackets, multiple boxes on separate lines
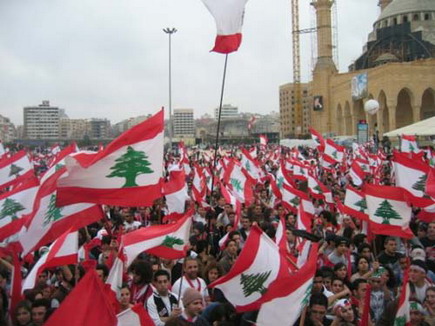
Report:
383,116,435,137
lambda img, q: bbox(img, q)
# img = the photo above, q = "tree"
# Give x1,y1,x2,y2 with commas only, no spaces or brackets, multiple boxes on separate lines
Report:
9,164,23,177
277,176,284,189
412,175,429,197
231,178,243,193
354,198,367,212
106,146,154,188
161,236,184,248
409,143,416,152
0,198,25,220
332,151,338,159
289,196,300,207
43,194,63,226
374,199,402,225
240,271,271,297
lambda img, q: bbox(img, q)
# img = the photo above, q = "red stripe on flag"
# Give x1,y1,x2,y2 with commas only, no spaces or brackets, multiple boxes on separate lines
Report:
212,34,242,54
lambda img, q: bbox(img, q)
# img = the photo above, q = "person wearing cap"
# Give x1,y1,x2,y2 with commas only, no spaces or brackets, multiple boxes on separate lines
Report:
331,299,359,325
409,260,433,303
369,266,393,324
409,301,430,326
177,288,210,325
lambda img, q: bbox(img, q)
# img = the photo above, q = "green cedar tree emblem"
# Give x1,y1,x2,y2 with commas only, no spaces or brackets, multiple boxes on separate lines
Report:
412,175,429,198
393,316,406,326
43,194,63,226
245,161,251,172
313,185,322,193
361,165,368,171
240,271,272,297
374,199,402,225
300,168,305,175
277,176,284,189
9,164,23,177
289,196,300,207
161,236,184,248
332,151,338,159
106,146,154,188
0,198,25,220
55,163,65,172
354,198,367,212
301,283,313,309
409,143,415,152
231,178,243,192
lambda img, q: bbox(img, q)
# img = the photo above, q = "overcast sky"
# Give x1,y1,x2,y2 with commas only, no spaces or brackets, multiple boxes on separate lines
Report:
0,0,380,125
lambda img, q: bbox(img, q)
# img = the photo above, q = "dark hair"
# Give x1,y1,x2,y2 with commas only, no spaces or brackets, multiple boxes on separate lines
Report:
96,264,109,278
101,235,112,246
351,278,368,291
331,276,344,285
384,237,396,245
352,234,366,248
333,263,347,272
357,243,372,254
228,231,240,240
319,266,334,279
129,260,153,284
154,270,170,282
315,270,324,278
32,298,50,310
355,256,369,270
309,294,328,309
15,300,31,314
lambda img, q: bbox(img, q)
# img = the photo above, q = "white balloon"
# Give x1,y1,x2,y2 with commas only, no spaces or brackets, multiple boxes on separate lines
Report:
364,99,380,115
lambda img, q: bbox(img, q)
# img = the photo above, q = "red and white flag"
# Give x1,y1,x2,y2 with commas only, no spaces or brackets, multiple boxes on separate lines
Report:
393,267,410,326
0,177,39,241
324,139,344,163
117,304,155,326
296,200,312,232
349,161,366,186
209,226,288,312
106,249,126,300
343,186,369,221
256,243,319,326
223,160,254,205
178,141,191,176
44,270,117,326
201,0,249,54
401,135,420,153
41,142,78,183
240,148,262,181
22,230,78,293
122,209,193,266
309,127,325,151
163,170,189,214
247,115,257,131
259,135,268,146
307,173,333,203
364,185,413,238
56,110,164,207
19,169,104,255
393,152,433,207
0,150,34,189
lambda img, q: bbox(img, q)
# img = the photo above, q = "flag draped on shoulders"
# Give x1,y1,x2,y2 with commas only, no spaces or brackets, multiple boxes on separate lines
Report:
122,210,193,266
209,226,288,312
56,110,164,207
364,184,413,239
201,0,249,54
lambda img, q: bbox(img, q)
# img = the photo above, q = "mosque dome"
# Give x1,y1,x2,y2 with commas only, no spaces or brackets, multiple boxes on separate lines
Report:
376,0,435,27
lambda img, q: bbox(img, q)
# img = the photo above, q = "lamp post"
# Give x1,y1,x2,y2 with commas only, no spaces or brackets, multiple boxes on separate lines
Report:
163,27,177,151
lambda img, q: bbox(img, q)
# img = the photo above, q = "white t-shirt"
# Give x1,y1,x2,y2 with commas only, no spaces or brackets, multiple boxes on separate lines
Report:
171,276,208,302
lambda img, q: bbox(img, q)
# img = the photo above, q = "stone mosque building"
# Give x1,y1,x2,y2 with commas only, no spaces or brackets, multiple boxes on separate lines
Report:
280,0,435,138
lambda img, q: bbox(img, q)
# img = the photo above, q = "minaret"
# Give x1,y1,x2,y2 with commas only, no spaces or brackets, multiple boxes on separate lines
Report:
310,0,337,134
378,0,393,11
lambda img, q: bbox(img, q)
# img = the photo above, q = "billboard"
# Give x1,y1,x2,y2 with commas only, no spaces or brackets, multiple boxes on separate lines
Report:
351,72,368,101
313,95,323,111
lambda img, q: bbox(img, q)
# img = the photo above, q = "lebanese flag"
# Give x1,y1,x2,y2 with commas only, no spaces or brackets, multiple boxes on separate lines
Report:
106,249,126,300
296,200,312,232
259,135,268,146
201,0,249,54
307,173,332,203
309,127,325,151
349,161,366,186
401,135,420,153
0,150,34,189
56,110,164,207
10,250,23,324
123,210,193,266
240,148,262,181
163,170,189,214
393,152,433,207
343,186,369,221
218,182,242,250
274,216,288,254
0,177,39,241
223,160,254,205
248,115,257,131
275,163,293,191
281,184,305,214
209,226,289,312
191,165,208,207
178,141,191,176
41,142,78,183
364,185,413,238
22,230,78,293
292,161,309,181
427,167,435,200
324,139,344,162
256,243,319,326
393,267,411,326
44,270,117,326
117,304,155,326
19,169,104,256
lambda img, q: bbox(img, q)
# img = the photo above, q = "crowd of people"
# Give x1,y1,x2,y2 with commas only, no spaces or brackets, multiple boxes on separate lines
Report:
0,140,433,326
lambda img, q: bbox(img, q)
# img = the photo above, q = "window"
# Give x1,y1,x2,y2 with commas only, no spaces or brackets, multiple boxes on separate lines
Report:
393,17,398,25
424,14,430,21
413,14,419,21
403,16,408,23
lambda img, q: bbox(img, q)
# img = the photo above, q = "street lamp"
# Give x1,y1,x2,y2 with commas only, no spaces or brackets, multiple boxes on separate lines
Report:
163,27,177,150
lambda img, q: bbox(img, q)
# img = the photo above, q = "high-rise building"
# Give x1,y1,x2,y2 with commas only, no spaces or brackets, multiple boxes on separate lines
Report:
214,104,239,120
173,109,194,136
23,101,60,139
59,118,90,139
89,118,111,139
279,84,311,138
0,115,15,142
